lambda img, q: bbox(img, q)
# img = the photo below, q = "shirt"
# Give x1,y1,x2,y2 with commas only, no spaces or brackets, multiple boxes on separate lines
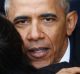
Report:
60,39,70,63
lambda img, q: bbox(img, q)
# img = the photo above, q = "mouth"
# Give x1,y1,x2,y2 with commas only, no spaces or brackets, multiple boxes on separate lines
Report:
27,47,49,58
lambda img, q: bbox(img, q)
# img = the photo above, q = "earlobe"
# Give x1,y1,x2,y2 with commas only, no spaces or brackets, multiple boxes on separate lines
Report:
66,11,78,36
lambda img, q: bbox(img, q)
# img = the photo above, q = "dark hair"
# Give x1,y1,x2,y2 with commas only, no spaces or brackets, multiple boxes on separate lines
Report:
0,15,37,74
0,15,23,73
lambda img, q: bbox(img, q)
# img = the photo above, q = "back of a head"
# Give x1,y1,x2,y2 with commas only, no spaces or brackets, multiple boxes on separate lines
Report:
0,15,22,49
0,15,37,74
0,15,24,72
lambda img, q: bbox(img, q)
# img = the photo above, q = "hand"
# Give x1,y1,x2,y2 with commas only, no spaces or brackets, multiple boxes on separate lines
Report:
56,67,80,74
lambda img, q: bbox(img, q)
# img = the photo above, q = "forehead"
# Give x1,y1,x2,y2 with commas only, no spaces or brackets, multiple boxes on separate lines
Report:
11,0,60,5
10,0,61,9
8,0,64,19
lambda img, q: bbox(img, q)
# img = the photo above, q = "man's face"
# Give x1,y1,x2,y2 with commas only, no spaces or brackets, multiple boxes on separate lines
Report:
7,0,74,68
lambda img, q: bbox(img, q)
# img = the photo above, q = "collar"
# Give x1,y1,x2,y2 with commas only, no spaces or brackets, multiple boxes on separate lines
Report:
60,39,70,63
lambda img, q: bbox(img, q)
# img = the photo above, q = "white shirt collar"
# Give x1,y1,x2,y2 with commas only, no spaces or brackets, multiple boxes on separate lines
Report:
60,39,70,63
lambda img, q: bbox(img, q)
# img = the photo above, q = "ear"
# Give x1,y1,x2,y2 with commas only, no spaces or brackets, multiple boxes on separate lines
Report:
66,11,78,36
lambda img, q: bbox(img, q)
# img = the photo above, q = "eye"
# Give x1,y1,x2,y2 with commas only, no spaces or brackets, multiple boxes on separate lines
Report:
43,17,55,22
41,17,56,26
14,19,31,28
15,19,30,24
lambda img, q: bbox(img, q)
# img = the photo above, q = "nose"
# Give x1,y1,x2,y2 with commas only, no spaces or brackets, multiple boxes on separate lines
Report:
27,21,44,41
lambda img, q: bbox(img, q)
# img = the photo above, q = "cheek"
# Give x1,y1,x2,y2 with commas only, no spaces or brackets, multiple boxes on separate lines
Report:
48,32,61,56
42,28,59,55
44,26,67,62
43,24,67,50
43,27,61,47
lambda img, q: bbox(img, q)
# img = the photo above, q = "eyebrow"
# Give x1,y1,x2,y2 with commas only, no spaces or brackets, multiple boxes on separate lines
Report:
13,16,29,22
40,13,57,18
13,13,57,22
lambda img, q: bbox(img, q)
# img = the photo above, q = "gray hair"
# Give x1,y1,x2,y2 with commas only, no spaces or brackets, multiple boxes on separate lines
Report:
61,0,71,13
4,0,71,15
4,0,10,15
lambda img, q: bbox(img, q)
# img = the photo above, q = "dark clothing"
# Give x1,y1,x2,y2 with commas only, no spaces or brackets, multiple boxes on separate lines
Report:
37,62,71,74
0,15,29,74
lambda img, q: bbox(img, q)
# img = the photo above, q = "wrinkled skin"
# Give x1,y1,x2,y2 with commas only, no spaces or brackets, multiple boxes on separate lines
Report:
6,0,78,73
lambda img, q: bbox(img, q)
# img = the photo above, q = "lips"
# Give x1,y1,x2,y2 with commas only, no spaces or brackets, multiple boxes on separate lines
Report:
27,47,49,58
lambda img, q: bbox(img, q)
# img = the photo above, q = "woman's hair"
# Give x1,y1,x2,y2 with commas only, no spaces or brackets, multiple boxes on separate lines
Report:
0,15,36,74
0,15,24,72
